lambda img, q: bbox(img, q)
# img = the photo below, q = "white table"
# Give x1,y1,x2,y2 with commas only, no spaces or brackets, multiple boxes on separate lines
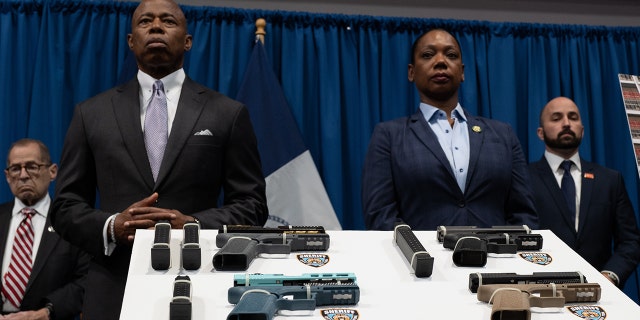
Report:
120,229,640,319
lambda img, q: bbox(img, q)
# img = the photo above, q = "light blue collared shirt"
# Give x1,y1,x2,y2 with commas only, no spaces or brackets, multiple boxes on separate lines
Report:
419,103,470,192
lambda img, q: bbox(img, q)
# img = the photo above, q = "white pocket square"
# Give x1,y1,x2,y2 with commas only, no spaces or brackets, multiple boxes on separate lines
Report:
194,129,213,136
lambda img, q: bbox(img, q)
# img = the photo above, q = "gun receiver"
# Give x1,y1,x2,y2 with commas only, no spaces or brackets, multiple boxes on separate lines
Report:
227,273,359,320
477,283,601,320
469,271,588,293
151,220,172,270
394,224,434,278
436,225,532,242
213,225,330,271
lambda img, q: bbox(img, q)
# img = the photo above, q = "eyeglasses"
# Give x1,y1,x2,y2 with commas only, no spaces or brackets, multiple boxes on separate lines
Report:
5,162,51,177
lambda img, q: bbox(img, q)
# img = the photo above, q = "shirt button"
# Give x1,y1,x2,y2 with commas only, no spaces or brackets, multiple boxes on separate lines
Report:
459,168,464,172
445,130,449,133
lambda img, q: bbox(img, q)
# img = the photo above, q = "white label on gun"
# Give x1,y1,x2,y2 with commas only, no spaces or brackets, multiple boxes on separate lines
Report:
333,293,353,300
576,291,596,298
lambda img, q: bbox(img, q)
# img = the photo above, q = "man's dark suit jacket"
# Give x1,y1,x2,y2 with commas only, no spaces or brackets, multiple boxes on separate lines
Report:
529,157,640,286
362,109,538,230
0,202,88,319
51,76,268,320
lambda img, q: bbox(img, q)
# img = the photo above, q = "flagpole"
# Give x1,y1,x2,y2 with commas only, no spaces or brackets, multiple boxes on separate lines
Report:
256,18,266,44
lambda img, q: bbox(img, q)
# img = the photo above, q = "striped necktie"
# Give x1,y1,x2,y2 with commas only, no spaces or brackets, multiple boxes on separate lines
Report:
144,80,168,181
2,208,36,309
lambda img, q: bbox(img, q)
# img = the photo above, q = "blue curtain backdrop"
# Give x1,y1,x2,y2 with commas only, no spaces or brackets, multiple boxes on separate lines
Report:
1,0,640,299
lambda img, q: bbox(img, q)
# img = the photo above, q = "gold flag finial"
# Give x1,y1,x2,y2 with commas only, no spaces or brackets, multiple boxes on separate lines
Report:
256,18,266,44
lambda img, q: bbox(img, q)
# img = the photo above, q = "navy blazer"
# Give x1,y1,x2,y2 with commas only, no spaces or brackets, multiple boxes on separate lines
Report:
529,157,640,286
0,202,88,319
362,109,538,230
51,76,267,320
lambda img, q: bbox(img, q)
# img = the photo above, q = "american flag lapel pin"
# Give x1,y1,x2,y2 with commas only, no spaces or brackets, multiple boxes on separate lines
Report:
584,172,594,179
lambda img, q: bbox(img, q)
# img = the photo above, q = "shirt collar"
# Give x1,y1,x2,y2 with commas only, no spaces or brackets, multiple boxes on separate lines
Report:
419,102,467,123
13,194,50,218
544,150,581,173
137,68,185,98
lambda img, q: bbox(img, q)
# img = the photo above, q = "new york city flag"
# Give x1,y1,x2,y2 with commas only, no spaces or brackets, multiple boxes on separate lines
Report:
236,39,341,229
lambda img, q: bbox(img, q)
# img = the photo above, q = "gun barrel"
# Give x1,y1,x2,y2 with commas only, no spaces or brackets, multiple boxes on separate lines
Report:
215,233,330,252
233,273,357,286
228,284,360,306
220,225,326,234
436,225,531,242
468,271,587,293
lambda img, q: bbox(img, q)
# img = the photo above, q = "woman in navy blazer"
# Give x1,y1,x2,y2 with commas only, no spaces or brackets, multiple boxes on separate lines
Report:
362,29,538,230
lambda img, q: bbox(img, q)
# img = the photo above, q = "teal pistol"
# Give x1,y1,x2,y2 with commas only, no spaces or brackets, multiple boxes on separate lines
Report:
227,273,359,320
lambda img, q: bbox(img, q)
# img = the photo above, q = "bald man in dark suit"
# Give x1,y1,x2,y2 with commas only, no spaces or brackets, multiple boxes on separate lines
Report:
529,96,640,288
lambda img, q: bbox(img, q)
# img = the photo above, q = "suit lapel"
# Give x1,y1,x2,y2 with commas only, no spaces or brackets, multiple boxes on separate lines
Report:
465,115,483,192
113,79,155,189
26,217,58,292
408,111,457,179
537,158,577,231
577,159,595,236
155,77,206,185
0,203,12,268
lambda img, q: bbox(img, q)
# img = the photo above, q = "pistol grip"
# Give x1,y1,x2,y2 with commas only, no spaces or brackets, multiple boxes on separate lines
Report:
213,237,259,271
490,290,531,320
227,291,279,320
452,237,487,267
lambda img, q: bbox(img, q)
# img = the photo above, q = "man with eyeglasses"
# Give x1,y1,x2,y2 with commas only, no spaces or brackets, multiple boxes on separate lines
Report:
1,138,88,319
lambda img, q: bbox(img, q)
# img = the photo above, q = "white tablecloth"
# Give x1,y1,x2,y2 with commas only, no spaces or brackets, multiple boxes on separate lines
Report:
120,229,639,319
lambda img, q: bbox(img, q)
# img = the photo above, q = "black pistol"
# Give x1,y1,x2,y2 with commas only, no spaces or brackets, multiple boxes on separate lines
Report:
213,225,329,271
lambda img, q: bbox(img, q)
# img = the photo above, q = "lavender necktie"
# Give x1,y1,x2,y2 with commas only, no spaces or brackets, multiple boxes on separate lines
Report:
144,80,168,181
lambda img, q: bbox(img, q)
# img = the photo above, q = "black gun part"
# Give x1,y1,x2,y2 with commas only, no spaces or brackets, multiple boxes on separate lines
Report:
436,225,532,242
181,222,201,270
394,224,434,277
151,220,171,270
468,271,588,293
169,275,192,320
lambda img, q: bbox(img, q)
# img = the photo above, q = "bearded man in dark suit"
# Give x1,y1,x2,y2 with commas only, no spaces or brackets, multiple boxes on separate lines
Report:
529,96,640,288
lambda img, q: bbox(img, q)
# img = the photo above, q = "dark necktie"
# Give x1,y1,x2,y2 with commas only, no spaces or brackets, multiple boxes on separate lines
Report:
144,80,168,181
2,208,35,309
560,160,576,221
